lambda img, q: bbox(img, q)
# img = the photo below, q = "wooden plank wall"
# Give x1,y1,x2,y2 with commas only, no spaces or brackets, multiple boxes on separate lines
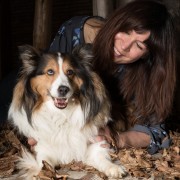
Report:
0,0,92,80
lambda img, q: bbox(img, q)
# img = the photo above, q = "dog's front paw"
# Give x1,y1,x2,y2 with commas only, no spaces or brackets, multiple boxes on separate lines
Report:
105,164,128,178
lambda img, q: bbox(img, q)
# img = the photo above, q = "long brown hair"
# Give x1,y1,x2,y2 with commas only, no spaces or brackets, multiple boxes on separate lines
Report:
93,0,176,125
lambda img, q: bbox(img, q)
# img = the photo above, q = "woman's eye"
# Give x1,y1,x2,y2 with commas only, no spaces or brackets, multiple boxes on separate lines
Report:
136,42,143,50
47,69,54,75
67,69,74,76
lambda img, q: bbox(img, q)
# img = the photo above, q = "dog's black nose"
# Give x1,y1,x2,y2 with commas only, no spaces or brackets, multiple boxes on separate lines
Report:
58,86,69,96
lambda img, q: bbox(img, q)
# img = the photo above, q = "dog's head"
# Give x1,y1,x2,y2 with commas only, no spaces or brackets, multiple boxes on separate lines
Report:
14,44,110,124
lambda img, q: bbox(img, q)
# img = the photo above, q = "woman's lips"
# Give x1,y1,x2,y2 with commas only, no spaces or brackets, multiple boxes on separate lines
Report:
114,47,123,57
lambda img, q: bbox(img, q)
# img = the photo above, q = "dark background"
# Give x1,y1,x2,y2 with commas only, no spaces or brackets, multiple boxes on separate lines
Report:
0,0,93,79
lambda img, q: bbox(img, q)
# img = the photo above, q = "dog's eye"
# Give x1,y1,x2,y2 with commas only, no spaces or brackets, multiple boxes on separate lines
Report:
47,69,54,76
67,69,74,77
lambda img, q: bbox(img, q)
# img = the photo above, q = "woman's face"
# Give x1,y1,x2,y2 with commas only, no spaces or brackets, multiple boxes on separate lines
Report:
113,30,150,64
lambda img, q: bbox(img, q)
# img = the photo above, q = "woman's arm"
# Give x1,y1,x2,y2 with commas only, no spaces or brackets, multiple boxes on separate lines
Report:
99,123,171,154
83,17,104,44
115,131,151,148
99,127,151,149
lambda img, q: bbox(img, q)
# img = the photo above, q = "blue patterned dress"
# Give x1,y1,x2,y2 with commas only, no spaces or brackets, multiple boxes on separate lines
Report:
49,16,91,53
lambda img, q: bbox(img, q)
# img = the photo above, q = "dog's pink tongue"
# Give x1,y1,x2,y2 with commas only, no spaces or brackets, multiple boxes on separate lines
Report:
54,98,67,109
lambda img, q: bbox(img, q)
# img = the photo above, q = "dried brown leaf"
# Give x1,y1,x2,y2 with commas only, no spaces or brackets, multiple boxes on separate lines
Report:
173,146,180,154
69,161,85,171
137,158,152,168
42,160,55,172
130,169,146,177
6,131,21,149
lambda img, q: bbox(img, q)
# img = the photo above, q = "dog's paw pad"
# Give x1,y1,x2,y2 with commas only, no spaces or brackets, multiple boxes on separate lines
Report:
105,165,128,178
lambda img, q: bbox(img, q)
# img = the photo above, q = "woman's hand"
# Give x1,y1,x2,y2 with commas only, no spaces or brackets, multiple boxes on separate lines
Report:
27,137,37,151
94,135,111,149
98,127,113,143
95,127,118,151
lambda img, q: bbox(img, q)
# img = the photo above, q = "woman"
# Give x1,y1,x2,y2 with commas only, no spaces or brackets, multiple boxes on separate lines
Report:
93,0,176,154
2,0,176,154
47,0,176,154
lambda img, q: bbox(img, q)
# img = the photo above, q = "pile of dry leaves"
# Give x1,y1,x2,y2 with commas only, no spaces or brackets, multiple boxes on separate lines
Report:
0,124,179,180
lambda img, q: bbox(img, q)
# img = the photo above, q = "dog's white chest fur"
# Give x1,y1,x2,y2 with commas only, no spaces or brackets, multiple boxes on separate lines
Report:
33,102,88,165
10,101,90,165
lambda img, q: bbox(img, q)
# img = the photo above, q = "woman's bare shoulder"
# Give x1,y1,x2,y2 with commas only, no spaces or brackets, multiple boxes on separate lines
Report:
84,17,105,43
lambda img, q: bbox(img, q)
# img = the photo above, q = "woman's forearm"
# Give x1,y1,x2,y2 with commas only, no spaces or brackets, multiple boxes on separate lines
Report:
116,131,151,149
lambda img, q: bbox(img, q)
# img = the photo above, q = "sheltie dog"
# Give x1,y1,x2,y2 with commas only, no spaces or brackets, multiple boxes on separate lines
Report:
8,44,126,179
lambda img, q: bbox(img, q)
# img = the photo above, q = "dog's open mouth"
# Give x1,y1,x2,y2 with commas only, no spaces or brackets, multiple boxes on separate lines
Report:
54,98,68,109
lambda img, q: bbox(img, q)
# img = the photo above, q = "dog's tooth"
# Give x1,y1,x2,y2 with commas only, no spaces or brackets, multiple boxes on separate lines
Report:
54,98,58,103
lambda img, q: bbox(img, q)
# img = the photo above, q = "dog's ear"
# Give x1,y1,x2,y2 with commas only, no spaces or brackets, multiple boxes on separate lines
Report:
18,44,40,61
72,44,93,67
18,45,41,75
72,45,109,121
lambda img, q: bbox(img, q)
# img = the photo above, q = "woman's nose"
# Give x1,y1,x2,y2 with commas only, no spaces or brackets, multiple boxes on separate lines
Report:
121,41,131,51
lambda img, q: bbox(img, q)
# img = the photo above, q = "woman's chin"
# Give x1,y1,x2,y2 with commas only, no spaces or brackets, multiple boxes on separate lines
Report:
113,56,124,63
